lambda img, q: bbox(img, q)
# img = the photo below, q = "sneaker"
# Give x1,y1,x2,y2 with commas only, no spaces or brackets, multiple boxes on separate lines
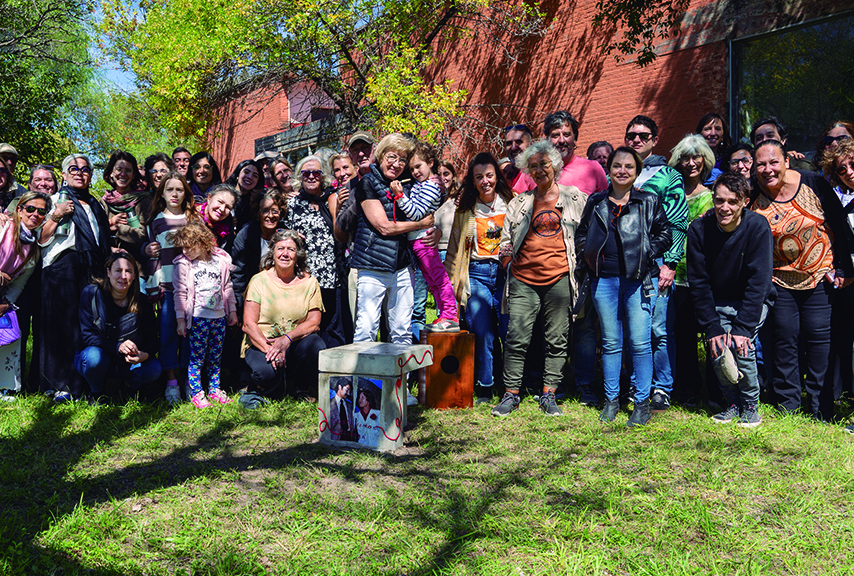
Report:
406,388,418,406
474,383,493,405
626,398,651,428
711,404,739,424
599,399,620,422
491,392,521,417
845,425,854,435
191,391,211,409
0,389,16,403
53,391,73,404
578,385,598,407
424,318,460,333
737,404,762,428
208,388,231,405
164,385,182,405
539,392,562,416
650,389,670,412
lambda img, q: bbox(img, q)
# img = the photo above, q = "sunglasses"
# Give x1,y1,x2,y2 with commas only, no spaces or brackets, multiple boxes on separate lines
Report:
22,205,47,216
823,135,851,146
625,132,653,142
301,169,323,179
836,161,854,176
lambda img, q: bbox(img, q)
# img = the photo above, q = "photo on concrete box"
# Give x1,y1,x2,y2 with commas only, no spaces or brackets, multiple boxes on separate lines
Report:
328,376,355,442
352,377,383,448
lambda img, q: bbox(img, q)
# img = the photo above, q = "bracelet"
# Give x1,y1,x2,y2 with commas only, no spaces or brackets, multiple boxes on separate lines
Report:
50,213,63,223
283,333,292,344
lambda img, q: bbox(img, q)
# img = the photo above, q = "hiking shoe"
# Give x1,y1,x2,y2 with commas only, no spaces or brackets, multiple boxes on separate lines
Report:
425,318,460,333
474,383,493,405
711,404,739,424
164,385,182,405
578,385,598,407
599,399,620,422
737,405,762,428
53,391,73,404
239,392,268,410
650,389,670,412
491,392,520,417
208,388,231,405
626,398,651,428
539,392,562,416
191,391,211,409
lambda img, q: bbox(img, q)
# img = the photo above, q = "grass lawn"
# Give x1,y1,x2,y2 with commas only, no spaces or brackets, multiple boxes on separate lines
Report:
1,391,854,576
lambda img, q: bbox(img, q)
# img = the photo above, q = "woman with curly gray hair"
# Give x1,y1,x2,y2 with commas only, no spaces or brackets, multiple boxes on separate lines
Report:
281,155,351,347
240,229,327,403
490,140,588,418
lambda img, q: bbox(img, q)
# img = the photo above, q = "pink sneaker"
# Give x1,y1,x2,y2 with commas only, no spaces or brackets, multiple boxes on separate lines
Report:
191,391,211,409
208,388,231,405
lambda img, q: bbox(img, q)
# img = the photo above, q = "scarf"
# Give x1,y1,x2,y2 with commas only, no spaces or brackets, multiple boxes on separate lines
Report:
102,188,149,215
60,184,111,279
199,201,231,246
298,187,333,231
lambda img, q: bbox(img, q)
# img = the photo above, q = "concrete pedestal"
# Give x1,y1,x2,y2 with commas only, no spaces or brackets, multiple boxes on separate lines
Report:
318,342,433,452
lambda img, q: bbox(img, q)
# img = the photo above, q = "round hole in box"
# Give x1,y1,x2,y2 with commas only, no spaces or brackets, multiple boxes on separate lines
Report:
440,355,460,375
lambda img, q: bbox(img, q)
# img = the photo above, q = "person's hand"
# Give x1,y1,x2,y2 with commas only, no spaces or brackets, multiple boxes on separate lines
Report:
109,212,128,231
0,303,10,317
707,333,731,359
658,265,675,290
0,271,11,288
176,318,186,337
789,150,806,160
227,311,238,326
265,335,291,368
337,185,350,206
421,226,442,248
0,213,10,227
145,241,161,258
418,213,434,230
54,200,74,219
390,180,404,201
731,334,753,358
118,339,139,358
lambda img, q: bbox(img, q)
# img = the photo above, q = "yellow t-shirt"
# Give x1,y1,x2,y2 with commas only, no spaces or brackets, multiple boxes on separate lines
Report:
241,269,325,356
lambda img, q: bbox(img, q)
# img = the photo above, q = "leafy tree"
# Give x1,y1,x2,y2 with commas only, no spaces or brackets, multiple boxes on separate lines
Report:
97,0,547,144
592,0,691,66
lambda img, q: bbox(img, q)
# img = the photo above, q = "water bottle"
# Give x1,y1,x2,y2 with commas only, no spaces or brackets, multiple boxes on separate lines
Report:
56,191,70,236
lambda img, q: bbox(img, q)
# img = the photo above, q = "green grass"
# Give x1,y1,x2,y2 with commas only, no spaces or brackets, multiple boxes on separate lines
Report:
1,392,854,575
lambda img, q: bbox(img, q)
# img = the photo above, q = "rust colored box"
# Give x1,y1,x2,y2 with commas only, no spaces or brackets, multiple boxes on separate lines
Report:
418,330,475,409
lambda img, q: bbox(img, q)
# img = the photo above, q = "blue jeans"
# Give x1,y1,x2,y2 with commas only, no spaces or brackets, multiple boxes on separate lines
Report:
160,291,189,371
74,346,162,396
465,259,508,387
571,300,597,389
711,304,766,408
651,273,675,395
411,266,427,342
591,276,653,402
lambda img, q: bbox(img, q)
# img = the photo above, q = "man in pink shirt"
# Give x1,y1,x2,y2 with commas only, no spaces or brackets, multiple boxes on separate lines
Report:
502,124,536,193
543,111,608,195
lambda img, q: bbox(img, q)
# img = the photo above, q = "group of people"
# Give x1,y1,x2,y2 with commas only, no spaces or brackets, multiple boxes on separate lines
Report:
0,111,853,432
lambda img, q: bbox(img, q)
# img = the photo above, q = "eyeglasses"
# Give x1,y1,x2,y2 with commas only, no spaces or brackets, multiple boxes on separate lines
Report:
625,132,653,143
836,161,854,176
529,161,552,173
823,135,851,146
22,205,47,216
149,168,169,175
729,157,753,167
67,165,91,174
301,169,322,180
679,155,704,165
384,154,407,166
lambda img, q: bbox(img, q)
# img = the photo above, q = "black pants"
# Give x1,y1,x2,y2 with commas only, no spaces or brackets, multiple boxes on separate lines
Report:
40,251,87,397
320,285,353,348
673,286,720,404
244,334,327,398
768,283,833,419
828,282,854,399
18,266,41,392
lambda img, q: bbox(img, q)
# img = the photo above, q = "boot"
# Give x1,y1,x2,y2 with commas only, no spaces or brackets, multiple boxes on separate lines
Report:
599,399,620,422
626,398,651,428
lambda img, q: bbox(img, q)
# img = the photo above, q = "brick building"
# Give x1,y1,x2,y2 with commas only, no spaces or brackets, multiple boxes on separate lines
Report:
209,0,853,174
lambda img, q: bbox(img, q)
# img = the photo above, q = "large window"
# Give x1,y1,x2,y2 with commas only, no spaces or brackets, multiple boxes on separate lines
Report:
734,14,854,154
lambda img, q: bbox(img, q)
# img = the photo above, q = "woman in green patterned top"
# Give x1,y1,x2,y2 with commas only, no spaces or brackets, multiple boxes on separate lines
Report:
241,229,326,401
667,134,717,405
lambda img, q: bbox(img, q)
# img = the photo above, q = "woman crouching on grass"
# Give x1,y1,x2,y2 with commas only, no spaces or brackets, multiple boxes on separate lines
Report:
75,252,162,403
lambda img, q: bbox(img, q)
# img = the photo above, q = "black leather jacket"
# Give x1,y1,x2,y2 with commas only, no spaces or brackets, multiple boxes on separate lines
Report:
575,187,672,283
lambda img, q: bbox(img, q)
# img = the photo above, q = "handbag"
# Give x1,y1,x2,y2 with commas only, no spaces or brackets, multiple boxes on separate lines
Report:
0,309,21,346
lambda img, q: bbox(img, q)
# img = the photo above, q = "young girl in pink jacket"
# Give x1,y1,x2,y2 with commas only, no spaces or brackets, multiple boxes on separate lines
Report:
168,222,238,408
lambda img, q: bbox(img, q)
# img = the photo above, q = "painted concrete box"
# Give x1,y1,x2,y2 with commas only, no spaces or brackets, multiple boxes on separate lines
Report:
318,342,433,452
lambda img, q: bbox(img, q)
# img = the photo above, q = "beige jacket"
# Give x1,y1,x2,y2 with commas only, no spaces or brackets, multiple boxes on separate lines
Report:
498,184,587,313
443,208,478,306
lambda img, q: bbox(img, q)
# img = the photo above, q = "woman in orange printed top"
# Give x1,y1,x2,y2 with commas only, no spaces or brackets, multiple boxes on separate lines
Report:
750,139,854,421
445,152,514,402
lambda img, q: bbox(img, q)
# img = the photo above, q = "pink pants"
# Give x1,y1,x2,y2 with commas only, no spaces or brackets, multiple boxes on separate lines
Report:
411,237,458,321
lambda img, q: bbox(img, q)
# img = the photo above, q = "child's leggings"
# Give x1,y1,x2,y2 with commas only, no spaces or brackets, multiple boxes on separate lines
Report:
411,237,458,321
187,316,226,396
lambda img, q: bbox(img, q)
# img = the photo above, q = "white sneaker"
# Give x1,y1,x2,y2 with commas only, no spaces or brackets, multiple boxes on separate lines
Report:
165,385,182,405
407,389,418,406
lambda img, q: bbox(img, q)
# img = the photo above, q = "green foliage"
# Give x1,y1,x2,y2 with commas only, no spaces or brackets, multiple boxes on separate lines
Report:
98,0,544,145
592,0,690,66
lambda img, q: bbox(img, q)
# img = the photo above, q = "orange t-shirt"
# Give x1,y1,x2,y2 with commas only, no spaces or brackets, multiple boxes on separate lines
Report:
511,196,569,285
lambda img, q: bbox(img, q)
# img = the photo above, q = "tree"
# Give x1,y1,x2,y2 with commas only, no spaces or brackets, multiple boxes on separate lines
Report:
592,0,691,66
0,0,92,168
97,0,548,145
